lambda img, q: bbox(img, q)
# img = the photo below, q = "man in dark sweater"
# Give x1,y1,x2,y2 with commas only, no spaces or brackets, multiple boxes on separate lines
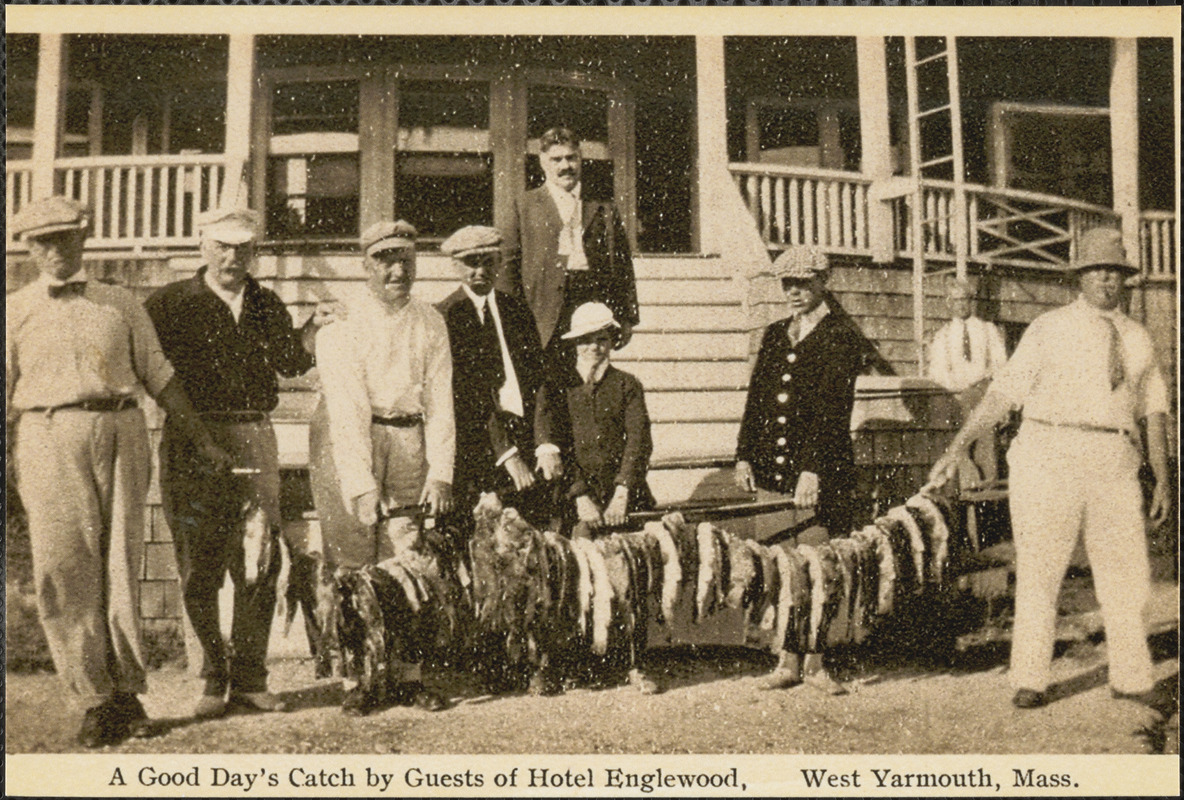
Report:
146,207,332,719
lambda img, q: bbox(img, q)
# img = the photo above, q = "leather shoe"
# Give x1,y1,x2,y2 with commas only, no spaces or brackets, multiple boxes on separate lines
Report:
113,692,155,738
391,681,447,711
758,668,803,691
78,700,124,748
1111,686,1174,714
804,671,849,696
341,686,380,717
1012,689,1046,709
228,691,289,713
194,694,228,719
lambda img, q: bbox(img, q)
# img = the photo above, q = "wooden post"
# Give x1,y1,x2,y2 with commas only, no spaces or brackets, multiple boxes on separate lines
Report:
947,36,969,284
358,69,396,234
856,36,895,264
1110,38,1140,268
608,87,638,251
491,74,527,236
31,33,66,198
694,35,728,256
221,33,256,209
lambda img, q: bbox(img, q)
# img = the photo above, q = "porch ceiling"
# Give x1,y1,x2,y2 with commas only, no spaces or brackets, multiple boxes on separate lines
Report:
67,34,230,89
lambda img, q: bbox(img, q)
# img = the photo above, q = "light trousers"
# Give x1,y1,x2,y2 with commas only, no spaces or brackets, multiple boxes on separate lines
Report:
1007,424,1153,694
14,408,150,706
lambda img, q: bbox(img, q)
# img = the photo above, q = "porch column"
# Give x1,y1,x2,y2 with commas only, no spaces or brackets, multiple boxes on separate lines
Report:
694,35,728,255
1109,38,1140,268
491,75,527,237
221,33,256,209
856,36,895,263
31,33,66,198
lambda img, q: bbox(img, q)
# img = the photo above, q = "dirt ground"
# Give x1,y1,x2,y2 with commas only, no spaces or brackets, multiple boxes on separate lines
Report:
6,582,1178,757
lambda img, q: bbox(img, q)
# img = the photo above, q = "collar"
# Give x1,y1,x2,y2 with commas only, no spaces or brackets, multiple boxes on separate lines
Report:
37,272,88,290
576,356,610,386
546,180,582,208
461,285,494,316
790,299,830,330
201,266,246,306
1073,294,1123,321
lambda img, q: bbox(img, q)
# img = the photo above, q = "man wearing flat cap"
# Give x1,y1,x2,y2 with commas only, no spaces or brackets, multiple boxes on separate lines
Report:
146,205,333,720
309,219,454,714
6,196,231,746
734,245,870,695
436,225,550,530
930,227,1171,712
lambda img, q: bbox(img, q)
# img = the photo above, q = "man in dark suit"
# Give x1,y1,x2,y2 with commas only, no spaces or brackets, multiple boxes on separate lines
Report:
499,127,640,370
437,225,551,528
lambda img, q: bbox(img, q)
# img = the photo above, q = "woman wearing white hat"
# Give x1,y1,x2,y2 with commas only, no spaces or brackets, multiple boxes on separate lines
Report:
534,302,656,532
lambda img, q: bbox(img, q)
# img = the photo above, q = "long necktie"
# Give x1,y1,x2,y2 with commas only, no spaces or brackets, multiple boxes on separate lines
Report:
481,304,506,387
1103,316,1125,390
962,319,973,362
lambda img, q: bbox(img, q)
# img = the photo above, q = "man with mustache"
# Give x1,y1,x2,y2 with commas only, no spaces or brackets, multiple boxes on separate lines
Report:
499,127,640,374
929,227,1171,711
309,219,454,715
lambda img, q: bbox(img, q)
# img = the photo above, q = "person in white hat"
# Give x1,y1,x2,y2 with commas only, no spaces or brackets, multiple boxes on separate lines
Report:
7,196,232,746
534,301,660,693
734,245,871,696
146,205,337,720
926,277,1010,484
308,219,454,714
930,227,1171,711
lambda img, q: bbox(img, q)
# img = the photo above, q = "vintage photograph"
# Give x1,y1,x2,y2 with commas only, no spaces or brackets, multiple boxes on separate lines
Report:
4,4,1179,791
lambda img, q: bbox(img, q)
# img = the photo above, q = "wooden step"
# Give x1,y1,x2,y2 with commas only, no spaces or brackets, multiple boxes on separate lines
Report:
624,360,752,391
645,390,746,423
636,280,741,306
636,305,747,332
615,331,748,361
633,255,730,280
652,421,740,462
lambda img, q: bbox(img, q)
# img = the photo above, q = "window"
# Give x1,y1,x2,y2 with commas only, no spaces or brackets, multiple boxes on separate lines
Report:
394,80,492,239
266,80,360,239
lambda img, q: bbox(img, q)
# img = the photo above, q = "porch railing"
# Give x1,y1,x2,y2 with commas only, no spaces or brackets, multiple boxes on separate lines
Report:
1141,210,1177,280
5,164,35,248
731,164,871,254
47,155,228,249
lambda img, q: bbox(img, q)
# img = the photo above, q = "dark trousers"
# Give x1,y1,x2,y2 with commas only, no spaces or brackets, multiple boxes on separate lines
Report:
160,417,281,693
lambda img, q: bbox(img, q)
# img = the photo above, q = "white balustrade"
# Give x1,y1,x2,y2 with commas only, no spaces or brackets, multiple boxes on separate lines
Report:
1140,211,1177,280
5,164,35,247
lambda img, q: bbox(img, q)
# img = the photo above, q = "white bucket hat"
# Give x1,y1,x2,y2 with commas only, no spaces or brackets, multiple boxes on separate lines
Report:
561,302,620,340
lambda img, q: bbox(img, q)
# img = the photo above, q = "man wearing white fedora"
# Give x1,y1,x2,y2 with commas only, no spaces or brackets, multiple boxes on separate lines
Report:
929,227,1171,711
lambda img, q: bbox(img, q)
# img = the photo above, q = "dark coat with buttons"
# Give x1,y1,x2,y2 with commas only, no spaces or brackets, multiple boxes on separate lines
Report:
736,307,867,534
535,364,656,513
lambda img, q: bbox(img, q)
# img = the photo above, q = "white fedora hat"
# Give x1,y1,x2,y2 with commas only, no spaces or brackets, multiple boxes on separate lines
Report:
561,302,620,340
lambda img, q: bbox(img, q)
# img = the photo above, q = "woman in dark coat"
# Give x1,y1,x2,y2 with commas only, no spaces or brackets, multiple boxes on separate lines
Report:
535,302,656,533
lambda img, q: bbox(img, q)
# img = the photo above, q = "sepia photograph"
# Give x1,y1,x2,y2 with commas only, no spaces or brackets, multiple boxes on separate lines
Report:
4,4,1179,797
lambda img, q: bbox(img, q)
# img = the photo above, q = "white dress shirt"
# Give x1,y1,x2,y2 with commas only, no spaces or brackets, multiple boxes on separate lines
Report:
315,293,455,503
927,315,1009,393
991,295,1169,432
546,180,588,271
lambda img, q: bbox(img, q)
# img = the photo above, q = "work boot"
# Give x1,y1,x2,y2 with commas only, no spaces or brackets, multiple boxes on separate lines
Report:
77,698,124,748
758,650,802,691
113,692,154,739
228,690,289,713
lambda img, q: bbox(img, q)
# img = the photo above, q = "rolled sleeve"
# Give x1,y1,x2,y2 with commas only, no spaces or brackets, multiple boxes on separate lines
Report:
316,325,377,503
123,294,175,398
1139,363,1170,419
422,315,455,486
987,317,1045,409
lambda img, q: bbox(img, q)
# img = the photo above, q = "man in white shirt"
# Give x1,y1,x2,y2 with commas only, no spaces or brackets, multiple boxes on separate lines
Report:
926,278,1010,484
499,127,640,372
929,227,1171,711
309,219,454,714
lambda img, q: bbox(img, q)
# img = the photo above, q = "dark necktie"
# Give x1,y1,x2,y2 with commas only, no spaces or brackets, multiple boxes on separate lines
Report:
962,320,973,362
480,303,506,387
48,281,86,299
1103,316,1125,390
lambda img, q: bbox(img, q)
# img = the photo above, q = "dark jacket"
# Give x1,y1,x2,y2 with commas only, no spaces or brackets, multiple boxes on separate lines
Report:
145,268,313,412
736,308,867,529
499,186,640,349
437,288,546,496
536,364,655,512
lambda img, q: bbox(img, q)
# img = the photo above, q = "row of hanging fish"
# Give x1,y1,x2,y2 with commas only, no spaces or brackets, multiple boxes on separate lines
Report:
313,488,958,693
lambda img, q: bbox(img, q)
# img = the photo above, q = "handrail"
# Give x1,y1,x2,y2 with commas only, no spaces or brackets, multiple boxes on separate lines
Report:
729,162,873,184
53,153,228,168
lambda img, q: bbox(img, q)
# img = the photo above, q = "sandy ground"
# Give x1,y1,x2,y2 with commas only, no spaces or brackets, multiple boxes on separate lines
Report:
6,583,1177,756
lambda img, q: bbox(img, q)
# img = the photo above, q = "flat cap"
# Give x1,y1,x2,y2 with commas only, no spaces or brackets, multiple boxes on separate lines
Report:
441,225,503,259
1074,227,1138,275
11,196,91,240
198,206,260,245
361,220,417,256
770,245,829,280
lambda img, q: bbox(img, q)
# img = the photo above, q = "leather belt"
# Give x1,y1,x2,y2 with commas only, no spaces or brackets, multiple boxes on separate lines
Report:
26,397,137,415
200,410,269,424
1027,417,1135,440
371,412,423,428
